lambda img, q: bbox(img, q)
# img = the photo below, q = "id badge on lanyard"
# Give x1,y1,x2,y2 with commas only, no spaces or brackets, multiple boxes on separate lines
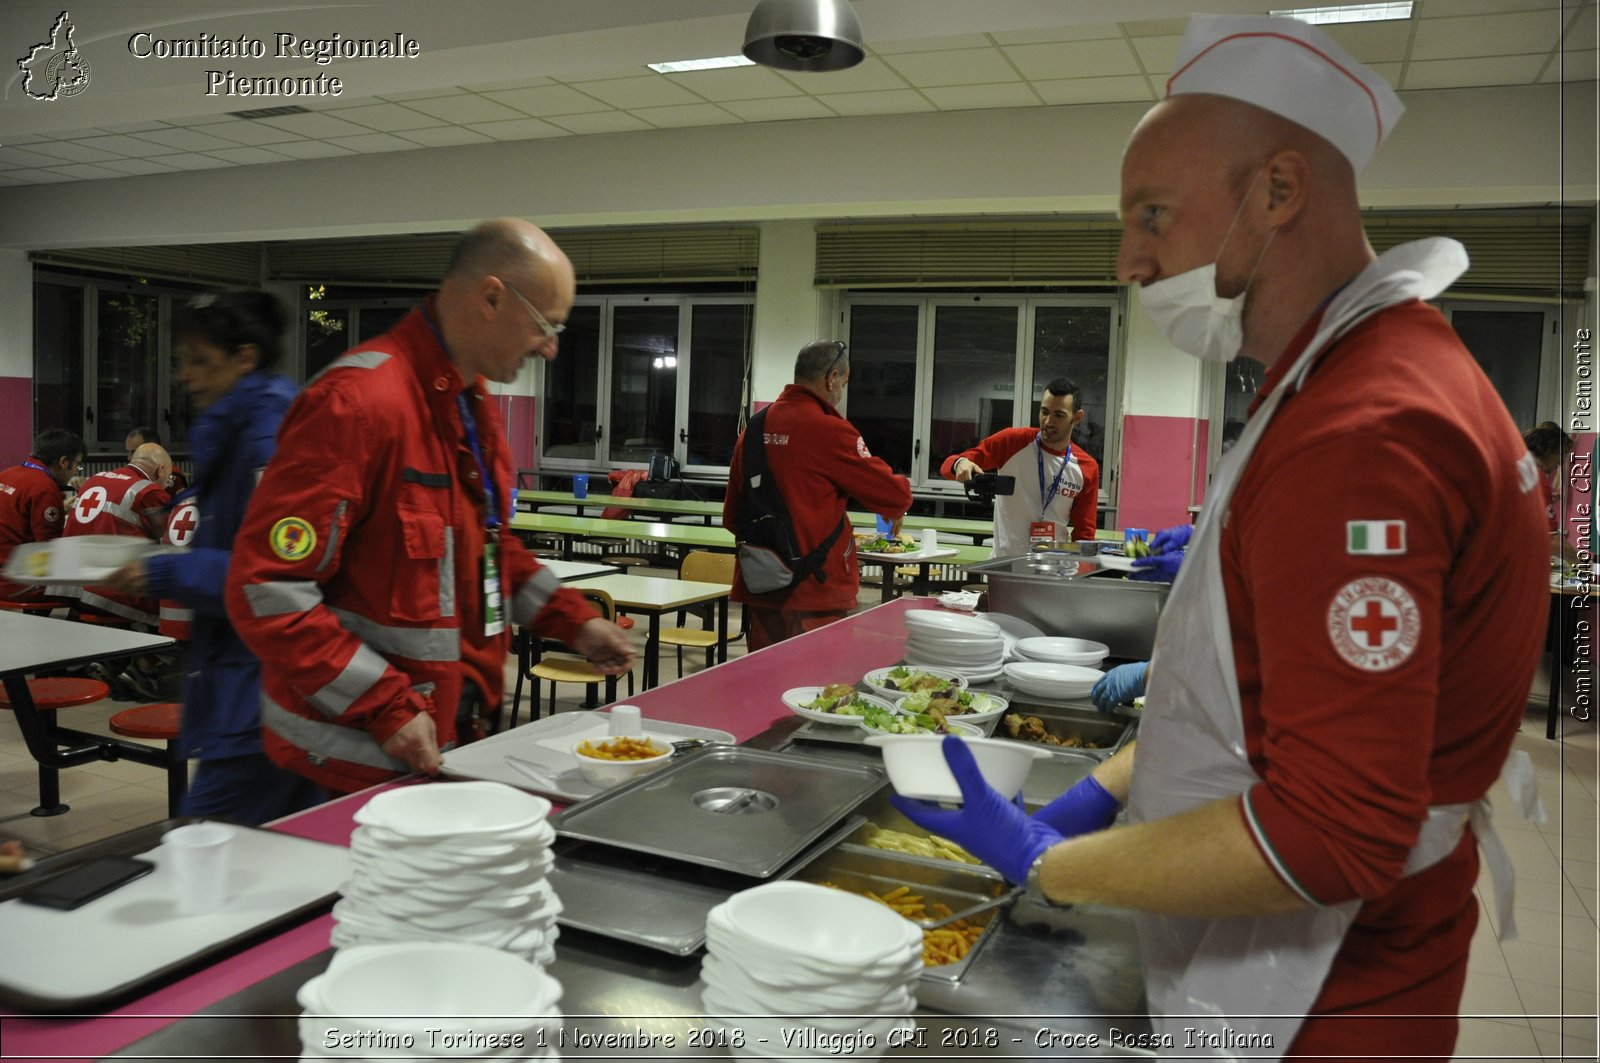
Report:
1029,520,1058,545
482,539,505,637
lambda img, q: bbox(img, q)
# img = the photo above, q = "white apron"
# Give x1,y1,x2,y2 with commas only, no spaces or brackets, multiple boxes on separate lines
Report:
1128,238,1543,1060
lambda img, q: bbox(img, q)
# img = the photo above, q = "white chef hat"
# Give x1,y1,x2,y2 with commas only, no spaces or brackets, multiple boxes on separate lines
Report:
1166,14,1404,172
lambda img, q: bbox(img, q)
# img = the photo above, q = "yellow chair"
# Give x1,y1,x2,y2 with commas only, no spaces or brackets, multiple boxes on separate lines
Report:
508,589,635,727
659,551,742,678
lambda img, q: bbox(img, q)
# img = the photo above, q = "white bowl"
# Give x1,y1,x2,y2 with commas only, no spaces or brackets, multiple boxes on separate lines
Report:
1013,637,1110,667
893,689,1008,725
712,882,922,966
1002,661,1105,700
353,781,551,838
864,733,1049,804
904,610,1001,637
570,735,672,787
314,941,561,1027
860,666,967,701
780,686,895,725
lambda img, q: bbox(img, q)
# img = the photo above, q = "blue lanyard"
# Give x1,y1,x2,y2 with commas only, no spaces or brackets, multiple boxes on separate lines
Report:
21,460,48,474
1036,435,1069,521
456,393,501,531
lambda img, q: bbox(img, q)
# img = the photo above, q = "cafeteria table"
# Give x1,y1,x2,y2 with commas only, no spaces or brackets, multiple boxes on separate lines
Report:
567,571,730,689
510,512,733,561
0,597,1147,1061
0,612,174,817
539,558,619,581
853,535,993,600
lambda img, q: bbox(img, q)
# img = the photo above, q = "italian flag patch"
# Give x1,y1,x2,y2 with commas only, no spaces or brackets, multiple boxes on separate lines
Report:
1346,520,1406,555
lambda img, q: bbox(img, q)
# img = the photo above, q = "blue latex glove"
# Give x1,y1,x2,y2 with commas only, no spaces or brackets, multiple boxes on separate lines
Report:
1090,661,1147,712
889,736,1065,885
1130,551,1183,582
1033,775,1121,837
1150,523,1193,554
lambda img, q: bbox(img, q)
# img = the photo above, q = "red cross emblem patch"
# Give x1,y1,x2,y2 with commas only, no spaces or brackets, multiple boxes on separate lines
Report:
167,502,199,547
1327,576,1420,672
73,485,107,524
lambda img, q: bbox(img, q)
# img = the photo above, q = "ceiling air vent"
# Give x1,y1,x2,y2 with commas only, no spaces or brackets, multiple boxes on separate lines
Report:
225,105,310,120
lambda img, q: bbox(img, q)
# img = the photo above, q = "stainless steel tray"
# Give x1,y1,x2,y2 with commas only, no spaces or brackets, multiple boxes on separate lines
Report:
548,746,885,878
995,702,1138,758
787,845,1012,984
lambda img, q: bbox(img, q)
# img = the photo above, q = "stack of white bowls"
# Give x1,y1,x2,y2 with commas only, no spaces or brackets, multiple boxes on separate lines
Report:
297,941,562,1060
1002,661,1105,701
702,881,921,1062
1011,636,1110,668
332,782,561,966
903,610,1008,684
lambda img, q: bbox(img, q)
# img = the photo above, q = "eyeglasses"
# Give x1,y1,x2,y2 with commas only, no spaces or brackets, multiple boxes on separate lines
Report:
824,340,847,377
500,279,566,338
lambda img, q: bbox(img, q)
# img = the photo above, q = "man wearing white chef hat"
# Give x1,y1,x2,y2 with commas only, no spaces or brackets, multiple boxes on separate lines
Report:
895,14,1548,1060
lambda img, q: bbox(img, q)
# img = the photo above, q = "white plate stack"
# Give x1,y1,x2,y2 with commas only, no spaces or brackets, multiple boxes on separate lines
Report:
1011,637,1110,668
1002,661,1105,701
701,882,921,1062
331,782,562,967
902,610,1008,684
297,941,562,1060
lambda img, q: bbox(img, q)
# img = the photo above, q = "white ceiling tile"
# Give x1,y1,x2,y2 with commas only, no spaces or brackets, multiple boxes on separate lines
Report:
664,66,803,101
94,158,183,177
1423,0,1564,14
774,57,911,94
393,126,497,148
719,97,836,121
814,89,936,116
1412,10,1568,60
93,121,167,135
401,93,528,123
1367,62,1405,86
466,118,571,140
379,87,471,102
323,103,447,132
570,76,702,109
0,133,48,145
481,84,614,115
0,146,78,168
1542,48,1597,79
1564,3,1598,48
921,83,1042,111
1124,18,1190,38
126,127,240,152
0,175,28,187
150,153,234,171
160,113,239,127
35,127,108,141
630,103,742,128
1004,39,1142,80
267,140,359,159
327,133,420,155
14,141,119,164
1131,35,1182,76
460,75,558,92
3,169,76,184
202,120,307,146
1319,21,1416,64
884,47,1022,88
254,112,375,138
46,163,129,180
873,33,994,54
991,24,1122,45
1403,54,1549,88
204,146,297,165
546,111,655,135
1033,75,1155,106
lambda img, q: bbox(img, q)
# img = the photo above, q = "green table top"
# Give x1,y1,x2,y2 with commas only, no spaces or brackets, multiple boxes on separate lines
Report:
517,488,995,537
511,512,734,548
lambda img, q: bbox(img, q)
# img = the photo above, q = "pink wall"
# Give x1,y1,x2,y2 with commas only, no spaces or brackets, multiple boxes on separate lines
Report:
0,376,30,462
1116,414,1208,532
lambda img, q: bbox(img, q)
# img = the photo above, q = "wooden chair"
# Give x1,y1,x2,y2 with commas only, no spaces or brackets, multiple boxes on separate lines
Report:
109,702,186,816
508,589,635,728
659,551,743,678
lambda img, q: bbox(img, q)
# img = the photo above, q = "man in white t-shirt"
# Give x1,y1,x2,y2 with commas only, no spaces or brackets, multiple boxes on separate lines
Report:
941,377,1100,556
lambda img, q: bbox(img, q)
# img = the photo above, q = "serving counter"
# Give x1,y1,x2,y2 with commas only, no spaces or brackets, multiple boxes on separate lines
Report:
0,598,1149,1062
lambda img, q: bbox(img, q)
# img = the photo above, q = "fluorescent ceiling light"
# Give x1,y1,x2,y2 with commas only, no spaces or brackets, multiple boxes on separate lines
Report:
1270,2,1413,25
647,55,755,73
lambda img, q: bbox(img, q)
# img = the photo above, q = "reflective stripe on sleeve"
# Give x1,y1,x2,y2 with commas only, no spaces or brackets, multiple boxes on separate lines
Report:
306,644,392,718
316,500,349,576
511,566,561,627
330,607,460,661
440,526,456,619
262,696,409,773
77,589,159,628
244,579,323,618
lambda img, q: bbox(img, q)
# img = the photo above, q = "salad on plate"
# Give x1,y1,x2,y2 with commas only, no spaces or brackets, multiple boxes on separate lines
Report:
897,688,1004,717
803,683,880,717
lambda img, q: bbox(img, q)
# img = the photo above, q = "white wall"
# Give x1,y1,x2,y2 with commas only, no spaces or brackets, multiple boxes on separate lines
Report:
0,250,32,378
750,221,823,404
1121,285,1205,420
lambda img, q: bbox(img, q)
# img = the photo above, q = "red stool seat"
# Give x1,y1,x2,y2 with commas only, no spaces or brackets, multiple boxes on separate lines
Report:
109,702,181,740
0,676,110,710
0,600,56,615
76,612,132,628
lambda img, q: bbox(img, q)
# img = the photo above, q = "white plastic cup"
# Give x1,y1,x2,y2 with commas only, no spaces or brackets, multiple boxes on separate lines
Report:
608,704,643,737
162,823,234,916
921,528,938,554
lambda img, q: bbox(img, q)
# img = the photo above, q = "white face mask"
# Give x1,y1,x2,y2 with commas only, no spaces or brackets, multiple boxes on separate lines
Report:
1138,173,1274,364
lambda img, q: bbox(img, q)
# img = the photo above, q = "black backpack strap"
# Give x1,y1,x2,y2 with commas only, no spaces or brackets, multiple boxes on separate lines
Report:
737,407,845,586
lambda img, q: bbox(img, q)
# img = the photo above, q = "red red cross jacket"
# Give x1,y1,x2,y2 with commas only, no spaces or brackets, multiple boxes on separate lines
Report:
158,497,199,639
226,305,596,794
723,384,911,613
0,460,68,600
65,464,170,625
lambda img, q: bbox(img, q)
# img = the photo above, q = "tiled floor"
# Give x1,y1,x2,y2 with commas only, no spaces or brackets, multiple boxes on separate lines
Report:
2,588,1596,1060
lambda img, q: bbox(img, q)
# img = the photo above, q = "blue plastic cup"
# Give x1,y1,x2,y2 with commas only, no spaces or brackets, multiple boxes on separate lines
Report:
1124,527,1148,552
875,513,892,535
573,474,589,499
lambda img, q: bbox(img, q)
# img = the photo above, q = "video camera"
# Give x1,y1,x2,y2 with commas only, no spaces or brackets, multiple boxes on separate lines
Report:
963,472,1016,506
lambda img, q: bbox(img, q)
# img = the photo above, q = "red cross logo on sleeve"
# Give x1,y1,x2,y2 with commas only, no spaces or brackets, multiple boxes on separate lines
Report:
167,503,199,547
73,485,107,524
1327,577,1421,672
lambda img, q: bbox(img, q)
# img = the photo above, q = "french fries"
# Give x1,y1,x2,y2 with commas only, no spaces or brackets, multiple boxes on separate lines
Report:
817,881,986,966
861,825,981,865
575,736,667,761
